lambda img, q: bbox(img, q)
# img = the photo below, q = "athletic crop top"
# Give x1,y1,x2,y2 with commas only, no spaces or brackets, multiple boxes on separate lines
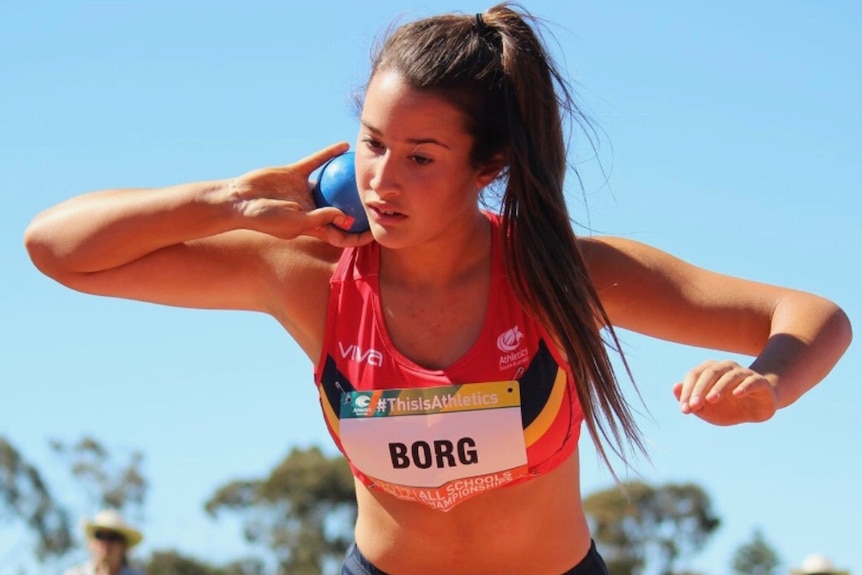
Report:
314,212,584,511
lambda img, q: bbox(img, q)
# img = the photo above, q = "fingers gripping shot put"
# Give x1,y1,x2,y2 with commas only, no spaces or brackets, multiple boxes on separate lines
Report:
24,4,852,575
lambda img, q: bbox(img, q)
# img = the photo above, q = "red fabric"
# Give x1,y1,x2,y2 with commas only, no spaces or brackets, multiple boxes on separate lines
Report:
314,212,584,505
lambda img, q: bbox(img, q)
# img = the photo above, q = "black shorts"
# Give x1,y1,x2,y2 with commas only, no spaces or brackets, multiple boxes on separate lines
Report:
340,539,610,575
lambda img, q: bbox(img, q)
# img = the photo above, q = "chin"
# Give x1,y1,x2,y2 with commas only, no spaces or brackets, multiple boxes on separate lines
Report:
368,225,409,250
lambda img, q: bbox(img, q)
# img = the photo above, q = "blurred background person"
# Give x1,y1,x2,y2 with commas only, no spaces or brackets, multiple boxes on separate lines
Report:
62,509,145,575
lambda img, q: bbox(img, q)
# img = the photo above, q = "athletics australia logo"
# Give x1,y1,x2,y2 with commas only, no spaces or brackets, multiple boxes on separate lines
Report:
497,326,524,352
351,393,373,416
497,326,528,372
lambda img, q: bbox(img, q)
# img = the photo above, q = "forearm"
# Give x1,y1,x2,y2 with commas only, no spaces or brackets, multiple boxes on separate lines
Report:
750,291,852,408
24,180,237,274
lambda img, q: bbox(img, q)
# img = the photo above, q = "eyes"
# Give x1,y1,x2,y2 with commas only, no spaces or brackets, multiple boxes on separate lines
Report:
361,137,433,166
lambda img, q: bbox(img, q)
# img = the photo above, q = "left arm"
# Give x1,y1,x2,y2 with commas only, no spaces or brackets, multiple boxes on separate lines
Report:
579,236,852,425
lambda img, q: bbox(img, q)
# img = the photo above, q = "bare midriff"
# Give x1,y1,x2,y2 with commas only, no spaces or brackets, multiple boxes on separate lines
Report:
353,449,592,575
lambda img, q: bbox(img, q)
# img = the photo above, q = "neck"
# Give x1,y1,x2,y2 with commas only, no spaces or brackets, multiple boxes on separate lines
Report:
93,559,123,575
380,211,491,289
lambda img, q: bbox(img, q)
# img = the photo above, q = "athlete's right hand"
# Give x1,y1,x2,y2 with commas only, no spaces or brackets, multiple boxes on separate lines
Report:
228,142,373,247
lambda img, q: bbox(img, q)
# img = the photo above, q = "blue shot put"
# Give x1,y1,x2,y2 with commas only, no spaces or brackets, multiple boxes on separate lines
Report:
312,152,369,233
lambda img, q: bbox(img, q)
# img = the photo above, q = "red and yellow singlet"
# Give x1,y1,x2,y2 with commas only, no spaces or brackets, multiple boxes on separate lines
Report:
314,213,584,511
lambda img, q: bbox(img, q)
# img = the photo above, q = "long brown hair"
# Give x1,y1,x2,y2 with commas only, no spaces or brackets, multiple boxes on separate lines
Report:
368,3,646,472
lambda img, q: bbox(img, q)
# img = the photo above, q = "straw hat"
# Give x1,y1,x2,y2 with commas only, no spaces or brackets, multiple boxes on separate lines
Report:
81,509,143,549
791,554,849,575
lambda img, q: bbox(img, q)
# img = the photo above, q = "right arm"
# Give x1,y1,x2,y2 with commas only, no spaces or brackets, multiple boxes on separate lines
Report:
24,142,372,357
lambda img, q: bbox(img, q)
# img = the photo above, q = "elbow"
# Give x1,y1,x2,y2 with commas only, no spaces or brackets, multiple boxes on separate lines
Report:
831,304,853,355
810,296,854,364
789,292,853,355
23,215,71,282
24,217,52,272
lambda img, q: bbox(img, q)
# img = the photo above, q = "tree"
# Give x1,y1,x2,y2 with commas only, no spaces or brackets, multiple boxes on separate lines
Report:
206,446,356,575
0,434,151,572
49,436,147,518
0,437,74,561
583,480,721,575
731,529,781,575
145,549,265,575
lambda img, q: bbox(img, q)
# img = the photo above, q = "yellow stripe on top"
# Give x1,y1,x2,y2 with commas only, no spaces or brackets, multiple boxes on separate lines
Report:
523,366,567,447
319,386,341,437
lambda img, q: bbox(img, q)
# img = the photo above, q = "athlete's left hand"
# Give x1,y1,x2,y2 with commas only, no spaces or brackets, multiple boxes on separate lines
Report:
673,359,778,426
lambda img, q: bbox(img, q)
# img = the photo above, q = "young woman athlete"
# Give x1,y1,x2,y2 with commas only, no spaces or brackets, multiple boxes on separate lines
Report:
25,4,852,574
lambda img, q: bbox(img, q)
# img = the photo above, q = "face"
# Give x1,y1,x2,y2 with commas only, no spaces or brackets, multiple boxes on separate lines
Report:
356,69,498,249
88,530,126,569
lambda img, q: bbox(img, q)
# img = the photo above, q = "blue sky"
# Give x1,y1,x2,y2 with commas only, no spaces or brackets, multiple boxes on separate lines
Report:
2,1,859,573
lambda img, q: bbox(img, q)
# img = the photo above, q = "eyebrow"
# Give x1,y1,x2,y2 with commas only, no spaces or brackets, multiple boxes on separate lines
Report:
360,121,452,150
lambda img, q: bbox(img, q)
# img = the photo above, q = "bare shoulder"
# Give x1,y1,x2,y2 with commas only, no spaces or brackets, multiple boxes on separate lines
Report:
45,226,343,361
256,234,344,358
576,235,673,293
577,233,782,301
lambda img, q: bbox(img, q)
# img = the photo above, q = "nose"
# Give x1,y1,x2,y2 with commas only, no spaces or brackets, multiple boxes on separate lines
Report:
368,152,401,198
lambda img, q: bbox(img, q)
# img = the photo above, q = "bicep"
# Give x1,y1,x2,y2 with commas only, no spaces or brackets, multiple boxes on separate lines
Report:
580,236,790,356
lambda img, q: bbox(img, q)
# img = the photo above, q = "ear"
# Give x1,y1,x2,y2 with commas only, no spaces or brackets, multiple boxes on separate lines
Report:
475,153,506,189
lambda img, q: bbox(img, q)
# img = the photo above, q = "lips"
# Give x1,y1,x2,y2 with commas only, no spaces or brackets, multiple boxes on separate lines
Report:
373,206,399,216
367,203,406,224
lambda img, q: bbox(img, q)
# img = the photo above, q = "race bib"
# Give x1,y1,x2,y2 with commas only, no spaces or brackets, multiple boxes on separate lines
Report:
339,381,529,511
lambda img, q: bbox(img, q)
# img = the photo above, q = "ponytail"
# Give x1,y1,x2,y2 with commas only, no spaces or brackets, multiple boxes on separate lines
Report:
370,3,646,473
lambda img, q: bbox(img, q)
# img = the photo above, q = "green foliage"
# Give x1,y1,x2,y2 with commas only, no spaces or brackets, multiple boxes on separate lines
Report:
584,480,720,575
0,434,149,568
731,529,781,575
0,437,73,560
206,446,356,575
5,436,749,575
49,436,147,515
145,549,266,575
